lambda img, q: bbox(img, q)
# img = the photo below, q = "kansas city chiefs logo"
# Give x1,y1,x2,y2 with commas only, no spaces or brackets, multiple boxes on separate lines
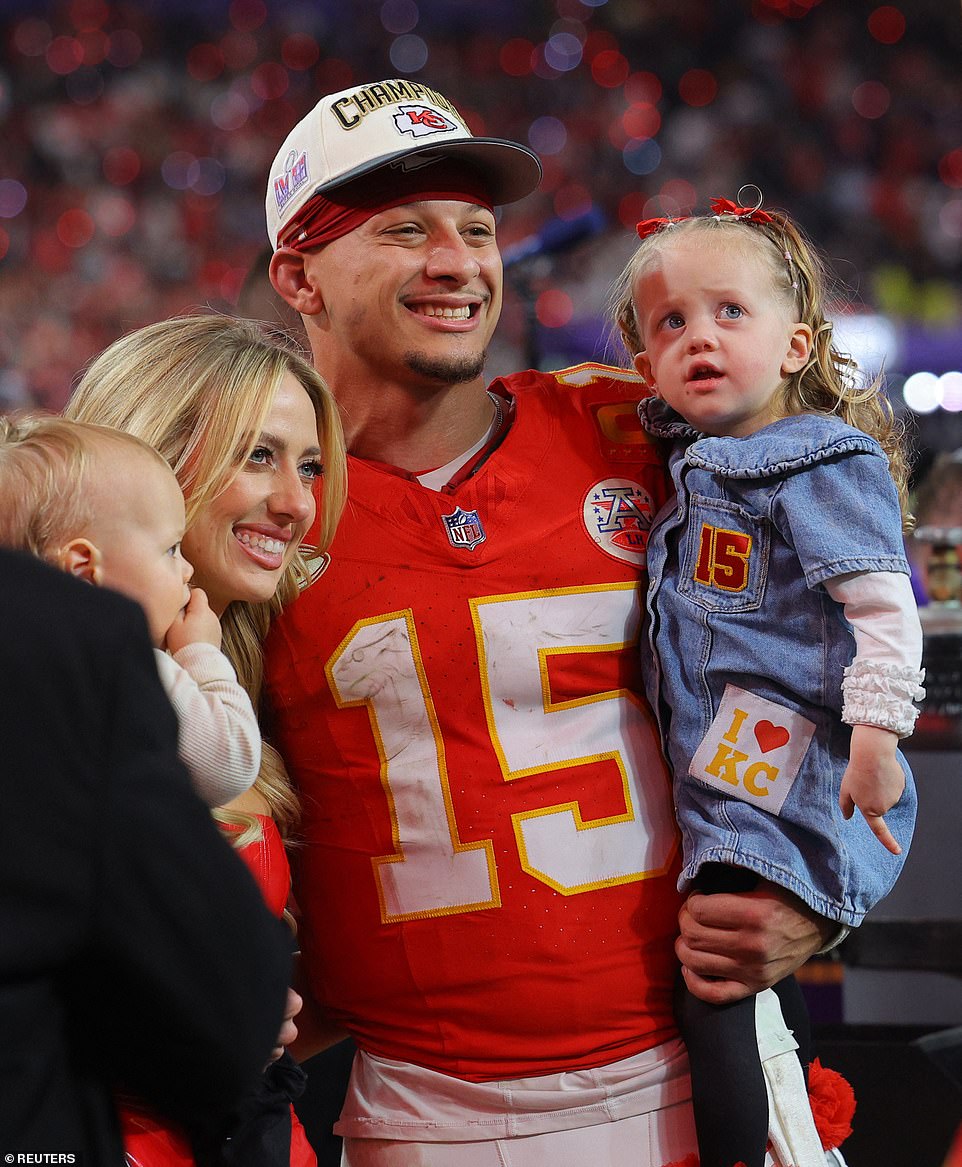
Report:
393,104,457,138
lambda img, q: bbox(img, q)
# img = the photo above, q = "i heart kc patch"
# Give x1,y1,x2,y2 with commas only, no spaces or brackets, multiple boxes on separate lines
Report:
689,685,815,815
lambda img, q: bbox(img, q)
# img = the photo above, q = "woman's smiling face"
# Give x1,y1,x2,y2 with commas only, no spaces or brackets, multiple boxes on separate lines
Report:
181,373,321,614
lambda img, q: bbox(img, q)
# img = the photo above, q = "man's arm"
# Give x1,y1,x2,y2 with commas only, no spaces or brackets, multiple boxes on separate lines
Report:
677,881,835,1004
287,951,351,1063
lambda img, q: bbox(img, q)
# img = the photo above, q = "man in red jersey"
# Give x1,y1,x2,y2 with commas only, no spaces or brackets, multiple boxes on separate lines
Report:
264,79,836,1166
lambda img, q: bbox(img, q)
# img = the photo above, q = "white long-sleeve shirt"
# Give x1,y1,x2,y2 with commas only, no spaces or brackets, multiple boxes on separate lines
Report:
825,570,925,737
154,643,261,807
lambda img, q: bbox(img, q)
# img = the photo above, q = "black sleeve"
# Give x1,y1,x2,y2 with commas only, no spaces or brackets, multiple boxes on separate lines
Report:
76,589,293,1135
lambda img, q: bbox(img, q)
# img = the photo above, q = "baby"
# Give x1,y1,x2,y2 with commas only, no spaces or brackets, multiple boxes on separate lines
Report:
0,413,260,807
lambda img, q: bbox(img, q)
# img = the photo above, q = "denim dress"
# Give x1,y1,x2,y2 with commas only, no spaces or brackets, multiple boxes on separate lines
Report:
639,400,917,926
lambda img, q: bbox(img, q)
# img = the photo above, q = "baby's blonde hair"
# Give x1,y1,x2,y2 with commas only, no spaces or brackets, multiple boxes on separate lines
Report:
0,413,170,560
610,205,912,527
66,313,348,840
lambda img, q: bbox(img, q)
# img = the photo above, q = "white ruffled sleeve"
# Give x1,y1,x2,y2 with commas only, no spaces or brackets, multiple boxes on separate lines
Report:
825,571,926,738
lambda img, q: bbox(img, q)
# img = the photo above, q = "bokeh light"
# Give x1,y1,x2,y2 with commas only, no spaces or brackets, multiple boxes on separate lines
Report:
622,103,660,141
678,69,717,108
251,62,289,101
210,90,250,131
938,150,962,190
0,180,29,220
191,159,227,197
69,0,108,27
77,28,108,66
852,81,890,120
591,49,629,88
13,17,51,56
161,152,199,192
229,0,267,33
938,199,962,239
659,178,697,214
543,32,583,73
868,5,906,44
528,116,567,156
389,34,428,73
624,71,663,105
536,288,574,328
57,208,94,249
902,372,940,414
91,193,136,238
499,38,534,77
102,147,141,187
623,139,662,177
381,0,419,35
46,36,84,75
187,43,225,82
939,372,962,412
281,33,320,71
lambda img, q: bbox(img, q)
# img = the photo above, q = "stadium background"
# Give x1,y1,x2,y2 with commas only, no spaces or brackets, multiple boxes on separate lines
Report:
0,0,959,469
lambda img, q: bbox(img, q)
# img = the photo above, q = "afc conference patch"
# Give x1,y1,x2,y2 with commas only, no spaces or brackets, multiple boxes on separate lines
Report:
441,506,486,551
583,477,654,567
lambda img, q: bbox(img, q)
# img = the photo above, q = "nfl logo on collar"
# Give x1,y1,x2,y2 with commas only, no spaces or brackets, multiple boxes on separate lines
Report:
442,506,486,551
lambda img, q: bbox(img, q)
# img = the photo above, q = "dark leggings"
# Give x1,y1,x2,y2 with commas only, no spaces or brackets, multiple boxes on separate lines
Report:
676,865,812,1167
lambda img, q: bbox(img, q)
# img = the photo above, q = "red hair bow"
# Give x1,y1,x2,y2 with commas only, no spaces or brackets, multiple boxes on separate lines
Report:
635,216,686,239
709,196,775,225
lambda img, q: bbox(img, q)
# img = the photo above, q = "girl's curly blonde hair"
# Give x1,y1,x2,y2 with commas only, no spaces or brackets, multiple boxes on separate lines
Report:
609,204,913,528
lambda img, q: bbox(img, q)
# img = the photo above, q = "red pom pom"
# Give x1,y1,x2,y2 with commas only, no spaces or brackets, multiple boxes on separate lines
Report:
807,1057,857,1150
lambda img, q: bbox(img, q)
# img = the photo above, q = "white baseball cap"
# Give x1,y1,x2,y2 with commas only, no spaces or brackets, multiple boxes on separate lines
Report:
266,78,542,247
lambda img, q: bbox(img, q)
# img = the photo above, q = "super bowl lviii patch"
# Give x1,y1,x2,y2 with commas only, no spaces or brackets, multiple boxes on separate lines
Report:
273,150,309,215
689,684,814,815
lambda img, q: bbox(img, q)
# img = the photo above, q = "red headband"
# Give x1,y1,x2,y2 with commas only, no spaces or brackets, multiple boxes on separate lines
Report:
279,161,495,251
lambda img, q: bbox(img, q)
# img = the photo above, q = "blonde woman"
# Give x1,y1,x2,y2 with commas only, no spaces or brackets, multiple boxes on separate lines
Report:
65,313,346,1167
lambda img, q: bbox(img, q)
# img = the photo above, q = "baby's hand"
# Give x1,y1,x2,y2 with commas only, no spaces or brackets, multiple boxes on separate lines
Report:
839,723,905,856
165,587,222,654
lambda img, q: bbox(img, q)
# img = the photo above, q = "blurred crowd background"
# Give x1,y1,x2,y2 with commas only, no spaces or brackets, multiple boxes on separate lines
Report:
0,0,960,467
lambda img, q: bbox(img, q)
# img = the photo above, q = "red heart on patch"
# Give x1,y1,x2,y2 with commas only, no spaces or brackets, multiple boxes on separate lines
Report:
754,721,790,753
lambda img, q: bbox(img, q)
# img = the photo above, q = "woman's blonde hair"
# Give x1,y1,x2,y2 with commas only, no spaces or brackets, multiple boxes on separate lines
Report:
0,413,169,558
66,313,348,840
610,204,913,527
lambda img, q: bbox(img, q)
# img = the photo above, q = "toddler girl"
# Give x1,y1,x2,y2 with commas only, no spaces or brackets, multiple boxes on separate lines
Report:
611,191,923,1167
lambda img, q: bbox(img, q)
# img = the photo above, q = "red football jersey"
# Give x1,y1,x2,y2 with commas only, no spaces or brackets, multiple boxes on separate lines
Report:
265,365,683,1081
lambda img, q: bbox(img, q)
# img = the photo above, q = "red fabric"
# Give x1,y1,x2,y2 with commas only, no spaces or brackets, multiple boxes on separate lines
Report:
636,215,688,239
807,1056,856,1151
944,1124,962,1167
222,814,291,919
121,1106,194,1167
280,161,494,250
708,196,776,225
265,363,682,1081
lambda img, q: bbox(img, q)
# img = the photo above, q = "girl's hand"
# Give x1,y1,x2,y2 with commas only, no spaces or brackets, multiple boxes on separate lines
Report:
839,723,905,855
165,586,222,654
